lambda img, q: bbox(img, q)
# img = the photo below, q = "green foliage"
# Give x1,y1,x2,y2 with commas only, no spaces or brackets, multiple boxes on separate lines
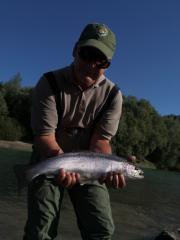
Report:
0,74,33,141
0,92,8,117
113,96,167,158
3,73,22,91
0,117,24,141
7,87,33,140
112,96,180,171
155,116,180,169
3,73,22,117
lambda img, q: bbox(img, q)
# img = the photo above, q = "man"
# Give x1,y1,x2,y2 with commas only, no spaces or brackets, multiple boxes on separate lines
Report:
23,22,126,240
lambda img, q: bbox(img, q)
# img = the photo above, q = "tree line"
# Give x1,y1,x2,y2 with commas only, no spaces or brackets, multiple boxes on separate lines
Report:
0,75,180,171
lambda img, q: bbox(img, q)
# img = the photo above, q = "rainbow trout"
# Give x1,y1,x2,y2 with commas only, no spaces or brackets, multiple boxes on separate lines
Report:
26,151,144,183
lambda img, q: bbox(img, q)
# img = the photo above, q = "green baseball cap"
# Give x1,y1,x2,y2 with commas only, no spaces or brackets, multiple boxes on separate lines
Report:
77,23,116,61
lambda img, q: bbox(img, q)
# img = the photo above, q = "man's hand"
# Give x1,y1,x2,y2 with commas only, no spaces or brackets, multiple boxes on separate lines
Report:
99,172,126,189
99,155,136,188
90,133,126,188
56,169,80,188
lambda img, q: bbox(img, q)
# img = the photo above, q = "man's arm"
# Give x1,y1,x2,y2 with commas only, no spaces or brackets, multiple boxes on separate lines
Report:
90,133,126,188
34,133,63,160
89,133,112,154
31,76,80,188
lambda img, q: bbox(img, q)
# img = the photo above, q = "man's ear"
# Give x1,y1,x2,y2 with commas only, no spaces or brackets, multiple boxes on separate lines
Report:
72,42,79,57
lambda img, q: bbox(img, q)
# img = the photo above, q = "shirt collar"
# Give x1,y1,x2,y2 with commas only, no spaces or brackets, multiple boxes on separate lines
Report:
93,74,106,88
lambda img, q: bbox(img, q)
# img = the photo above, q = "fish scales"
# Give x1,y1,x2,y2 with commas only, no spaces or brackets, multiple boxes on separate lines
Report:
26,152,144,183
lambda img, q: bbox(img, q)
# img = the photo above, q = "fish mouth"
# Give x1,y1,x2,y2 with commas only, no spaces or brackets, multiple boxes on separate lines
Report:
138,169,144,178
135,166,144,175
134,166,144,178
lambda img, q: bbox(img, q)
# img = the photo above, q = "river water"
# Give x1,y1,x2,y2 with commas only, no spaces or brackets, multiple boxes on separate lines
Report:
0,147,180,240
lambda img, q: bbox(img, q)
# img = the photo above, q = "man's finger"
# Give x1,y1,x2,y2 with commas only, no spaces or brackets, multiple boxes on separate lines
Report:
57,168,66,183
68,172,76,188
61,172,72,188
104,172,113,187
75,172,80,182
107,172,113,181
118,173,126,188
112,172,119,188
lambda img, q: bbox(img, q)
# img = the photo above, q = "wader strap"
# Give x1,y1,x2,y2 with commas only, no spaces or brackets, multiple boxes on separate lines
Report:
92,84,120,128
43,71,61,128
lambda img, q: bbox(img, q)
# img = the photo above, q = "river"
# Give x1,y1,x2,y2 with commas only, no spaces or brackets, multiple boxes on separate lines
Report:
0,147,179,240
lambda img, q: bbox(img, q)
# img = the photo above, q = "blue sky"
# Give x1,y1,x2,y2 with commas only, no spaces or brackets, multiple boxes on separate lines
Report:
0,0,180,116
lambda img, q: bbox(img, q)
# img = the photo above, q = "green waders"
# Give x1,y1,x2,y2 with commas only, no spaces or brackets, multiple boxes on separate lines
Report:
23,128,115,240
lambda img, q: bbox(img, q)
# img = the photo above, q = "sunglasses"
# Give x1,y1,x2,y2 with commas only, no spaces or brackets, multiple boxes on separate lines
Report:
78,47,111,69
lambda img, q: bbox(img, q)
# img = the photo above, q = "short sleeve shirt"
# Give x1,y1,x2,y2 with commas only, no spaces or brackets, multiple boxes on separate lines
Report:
31,64,123,140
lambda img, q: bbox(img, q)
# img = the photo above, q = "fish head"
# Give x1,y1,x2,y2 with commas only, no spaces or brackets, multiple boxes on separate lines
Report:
125,164,144,179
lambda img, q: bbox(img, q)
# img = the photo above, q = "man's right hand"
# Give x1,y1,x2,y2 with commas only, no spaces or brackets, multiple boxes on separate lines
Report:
56,169,80,188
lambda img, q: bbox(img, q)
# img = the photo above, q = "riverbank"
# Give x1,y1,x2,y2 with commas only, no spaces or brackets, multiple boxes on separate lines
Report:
0,140,32,151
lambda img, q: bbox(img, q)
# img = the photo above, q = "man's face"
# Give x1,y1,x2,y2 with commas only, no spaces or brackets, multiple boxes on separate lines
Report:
73,46,110,88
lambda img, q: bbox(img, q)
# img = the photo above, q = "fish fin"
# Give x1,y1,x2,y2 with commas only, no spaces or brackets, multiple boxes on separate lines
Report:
13,164,28,196
79,181,90,185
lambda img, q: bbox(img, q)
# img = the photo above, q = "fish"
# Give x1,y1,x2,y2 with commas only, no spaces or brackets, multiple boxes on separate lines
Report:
26,151,144,183
13,151,144,195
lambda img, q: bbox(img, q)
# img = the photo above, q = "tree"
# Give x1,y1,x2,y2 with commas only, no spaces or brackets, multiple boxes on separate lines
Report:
113,96,167,161
1,74,33,140
11,87,33,140
0,92,8,117
0,74,27,141
3,73,22,117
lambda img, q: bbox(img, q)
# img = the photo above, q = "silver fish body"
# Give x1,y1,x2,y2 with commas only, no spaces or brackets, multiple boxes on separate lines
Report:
26,152,144,183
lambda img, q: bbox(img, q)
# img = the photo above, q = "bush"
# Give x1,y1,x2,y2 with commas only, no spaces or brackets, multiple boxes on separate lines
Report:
0,117,24,141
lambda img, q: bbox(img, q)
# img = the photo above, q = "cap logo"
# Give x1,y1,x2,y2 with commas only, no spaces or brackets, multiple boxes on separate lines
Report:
96,25,108,37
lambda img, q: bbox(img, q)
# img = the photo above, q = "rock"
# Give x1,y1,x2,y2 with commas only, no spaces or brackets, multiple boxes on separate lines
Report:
155,230,176,240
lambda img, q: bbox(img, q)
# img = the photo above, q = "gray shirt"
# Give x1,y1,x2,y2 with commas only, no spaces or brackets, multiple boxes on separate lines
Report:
31,65,123,141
